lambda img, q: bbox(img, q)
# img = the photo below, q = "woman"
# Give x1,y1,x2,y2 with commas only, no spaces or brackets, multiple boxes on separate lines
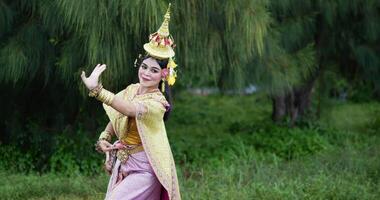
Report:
80,4,181,200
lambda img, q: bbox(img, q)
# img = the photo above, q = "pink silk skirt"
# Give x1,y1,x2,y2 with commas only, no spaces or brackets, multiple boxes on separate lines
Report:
105,151,163,200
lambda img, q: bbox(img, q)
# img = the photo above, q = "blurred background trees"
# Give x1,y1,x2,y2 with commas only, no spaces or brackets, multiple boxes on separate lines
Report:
0,0,379,169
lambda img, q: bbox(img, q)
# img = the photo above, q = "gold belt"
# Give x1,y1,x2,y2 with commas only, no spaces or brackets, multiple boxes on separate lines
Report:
116,145,144,163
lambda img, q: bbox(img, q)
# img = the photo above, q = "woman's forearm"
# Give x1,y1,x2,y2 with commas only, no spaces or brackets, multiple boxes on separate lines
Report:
98,121,114,142
104,121,115,135
109,95,139,117
89,85,146,117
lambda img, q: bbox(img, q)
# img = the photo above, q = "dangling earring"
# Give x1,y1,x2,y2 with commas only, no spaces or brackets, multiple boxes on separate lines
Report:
161,79,165,92
134,54,142,68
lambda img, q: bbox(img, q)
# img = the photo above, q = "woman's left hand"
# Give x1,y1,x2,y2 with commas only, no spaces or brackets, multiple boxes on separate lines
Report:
80,64,107,90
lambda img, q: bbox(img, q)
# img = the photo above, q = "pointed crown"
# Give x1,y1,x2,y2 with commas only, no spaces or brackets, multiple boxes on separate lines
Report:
143,3,175,59
143,3,177,87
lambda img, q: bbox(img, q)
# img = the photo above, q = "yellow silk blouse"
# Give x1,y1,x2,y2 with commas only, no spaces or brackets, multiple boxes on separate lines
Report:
120,117,142,145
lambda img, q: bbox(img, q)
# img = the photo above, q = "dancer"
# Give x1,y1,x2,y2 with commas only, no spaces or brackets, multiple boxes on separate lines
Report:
80,4,180,200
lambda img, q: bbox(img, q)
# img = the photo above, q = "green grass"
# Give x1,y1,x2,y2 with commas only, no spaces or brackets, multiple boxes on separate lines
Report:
1,93,379,199
320,101,380,133
2,141,379,199
0,172,107,199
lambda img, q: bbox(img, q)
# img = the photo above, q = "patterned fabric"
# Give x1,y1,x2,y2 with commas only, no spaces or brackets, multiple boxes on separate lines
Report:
103,83,181,200
105,151,162,200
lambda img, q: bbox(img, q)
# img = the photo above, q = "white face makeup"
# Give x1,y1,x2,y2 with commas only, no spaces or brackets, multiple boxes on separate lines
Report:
138,57,162,89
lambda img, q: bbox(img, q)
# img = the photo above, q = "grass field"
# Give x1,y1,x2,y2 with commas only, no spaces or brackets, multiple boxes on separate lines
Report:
1,94,379,199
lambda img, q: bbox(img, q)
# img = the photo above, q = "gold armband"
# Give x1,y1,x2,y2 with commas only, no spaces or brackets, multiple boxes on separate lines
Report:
88,83,115,105
95,130,112,153
98,130,112,142
96,88,115,105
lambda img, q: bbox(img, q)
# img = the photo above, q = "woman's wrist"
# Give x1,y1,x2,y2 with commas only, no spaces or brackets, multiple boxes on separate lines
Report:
88,83,103,97
95,130,112,153
95,140,103,153
98,130,112,142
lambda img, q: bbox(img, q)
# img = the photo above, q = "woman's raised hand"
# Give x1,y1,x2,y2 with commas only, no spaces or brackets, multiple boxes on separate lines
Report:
80,64,107,90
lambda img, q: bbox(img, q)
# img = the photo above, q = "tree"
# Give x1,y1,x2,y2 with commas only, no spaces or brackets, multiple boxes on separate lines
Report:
0,0,271,145
0,0,379,140
252,0,318,125
258,0,380,125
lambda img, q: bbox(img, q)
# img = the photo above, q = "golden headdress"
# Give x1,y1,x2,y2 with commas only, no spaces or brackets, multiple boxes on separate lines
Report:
143,3,177,89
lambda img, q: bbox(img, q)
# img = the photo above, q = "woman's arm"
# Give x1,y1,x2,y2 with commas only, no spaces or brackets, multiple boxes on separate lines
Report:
80,64,146,117
109,96,145,117
97,121,115,152
104,121,115,135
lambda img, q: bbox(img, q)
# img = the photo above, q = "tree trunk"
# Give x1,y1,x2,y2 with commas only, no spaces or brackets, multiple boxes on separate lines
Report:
272,95,286,122
294,71,318,115
286,91,298,127
271,69,319,126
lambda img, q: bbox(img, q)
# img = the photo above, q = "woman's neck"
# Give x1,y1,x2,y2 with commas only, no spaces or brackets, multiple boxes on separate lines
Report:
137,84,159,95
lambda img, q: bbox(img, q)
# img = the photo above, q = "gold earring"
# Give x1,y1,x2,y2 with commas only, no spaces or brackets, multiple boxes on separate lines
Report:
161,79,165,92
134,54,142,68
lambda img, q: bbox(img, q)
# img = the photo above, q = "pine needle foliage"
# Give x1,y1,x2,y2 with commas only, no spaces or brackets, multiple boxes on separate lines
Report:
248,0,318,96
0,0,379,94
0,0,271,91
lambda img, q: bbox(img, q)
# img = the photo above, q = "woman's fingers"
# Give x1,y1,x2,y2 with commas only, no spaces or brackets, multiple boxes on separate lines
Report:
99,64,107,73
102,145,112,152
97,64,106,71
101,140,112,146
103,147,113,152
99,140,113,152
80,64,107,90
80,71,86,80
91,64,106,76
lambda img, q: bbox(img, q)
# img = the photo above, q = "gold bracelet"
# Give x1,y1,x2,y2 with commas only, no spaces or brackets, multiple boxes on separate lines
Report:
88,83,103,97
95,88,115,105
94,141,103,153
95,130,112,153
98,130,112,142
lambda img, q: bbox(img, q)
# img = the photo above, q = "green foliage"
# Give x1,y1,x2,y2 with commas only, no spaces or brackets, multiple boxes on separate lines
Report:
1,1,380,152
1,0,380,198
249,0,319,96
0,0,271,90
231,122,330,159
1,110,106,175
1,139,380,199
320,101,380,133
0,145,35,173
317,0,380,97
0,93,379,199
49,131,103,176
0,1,13,38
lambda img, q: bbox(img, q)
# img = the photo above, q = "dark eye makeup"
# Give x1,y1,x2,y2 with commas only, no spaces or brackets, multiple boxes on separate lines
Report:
150,67,160,73
141,63,148,69
141,63,160,73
